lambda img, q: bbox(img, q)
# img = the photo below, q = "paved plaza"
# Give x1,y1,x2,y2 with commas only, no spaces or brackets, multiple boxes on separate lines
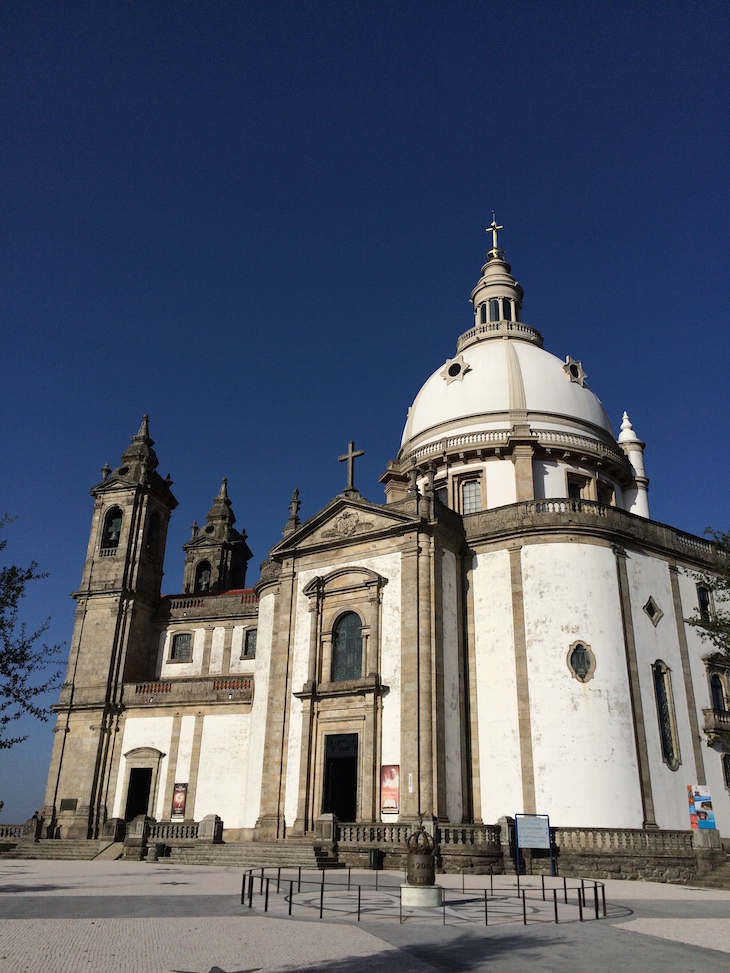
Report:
1,859,729,973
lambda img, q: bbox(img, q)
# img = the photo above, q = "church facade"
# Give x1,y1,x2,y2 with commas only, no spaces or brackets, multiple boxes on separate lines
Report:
43,225,730,850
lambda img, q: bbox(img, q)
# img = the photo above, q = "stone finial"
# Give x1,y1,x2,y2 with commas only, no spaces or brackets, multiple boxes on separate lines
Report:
282,488,301,537
190,520,198,539
618,411,641,444
216,477,229,501
101,462,111,481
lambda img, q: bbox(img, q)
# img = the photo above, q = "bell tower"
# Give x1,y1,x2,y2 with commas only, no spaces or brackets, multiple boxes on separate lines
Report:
43,416,177,839
182,478,252,594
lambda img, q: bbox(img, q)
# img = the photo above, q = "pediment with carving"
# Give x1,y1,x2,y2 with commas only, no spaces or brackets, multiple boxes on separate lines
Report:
273,496,418,554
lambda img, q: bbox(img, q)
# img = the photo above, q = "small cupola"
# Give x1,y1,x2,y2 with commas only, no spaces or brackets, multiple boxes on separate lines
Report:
463,217,542,351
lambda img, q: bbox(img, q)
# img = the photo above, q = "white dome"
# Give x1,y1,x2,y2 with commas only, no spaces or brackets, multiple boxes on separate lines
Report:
400,337,614,454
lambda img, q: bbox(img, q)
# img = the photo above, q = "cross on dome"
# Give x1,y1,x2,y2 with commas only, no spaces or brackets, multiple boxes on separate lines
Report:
487,213,504,257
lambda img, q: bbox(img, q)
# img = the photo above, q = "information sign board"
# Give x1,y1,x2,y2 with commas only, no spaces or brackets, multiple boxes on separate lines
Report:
515,813,551,849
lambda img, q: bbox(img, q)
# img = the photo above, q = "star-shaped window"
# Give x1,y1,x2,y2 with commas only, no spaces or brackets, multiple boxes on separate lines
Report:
440,355,471,385
563,356,587,386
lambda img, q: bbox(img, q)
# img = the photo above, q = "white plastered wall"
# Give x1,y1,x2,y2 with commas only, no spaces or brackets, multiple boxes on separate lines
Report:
485,459,516,508
472,549,523,821
284,551,402,827
112,716,174,819
520,543,643,827
441,549,463,822
193,713,250,826
208,627,225,673
626,552,697,830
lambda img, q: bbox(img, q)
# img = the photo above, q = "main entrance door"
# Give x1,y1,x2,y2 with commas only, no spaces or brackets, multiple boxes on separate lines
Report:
322,733,358,822
124,767,152,821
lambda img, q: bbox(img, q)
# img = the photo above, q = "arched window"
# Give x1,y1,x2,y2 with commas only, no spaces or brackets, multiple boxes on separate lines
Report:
194,561,212,592
652,661,680,770
489,299,500,322
697,585,711,621
723,753,730,790
710,674,726,712
170,633,192,661
480,303,487,324
101,506,123,550
502,297,512,320
145,512,161,556
332,612,363,682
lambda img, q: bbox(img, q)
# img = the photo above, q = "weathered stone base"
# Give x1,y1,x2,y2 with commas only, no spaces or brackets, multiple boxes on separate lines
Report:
401,884,443,907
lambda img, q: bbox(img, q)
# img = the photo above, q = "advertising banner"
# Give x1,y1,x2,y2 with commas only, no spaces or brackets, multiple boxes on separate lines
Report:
688,785,715,829
381,765,400,813
172,782,188,818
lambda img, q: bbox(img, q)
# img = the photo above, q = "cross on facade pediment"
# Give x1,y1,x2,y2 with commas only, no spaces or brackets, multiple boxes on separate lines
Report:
338,440,364,494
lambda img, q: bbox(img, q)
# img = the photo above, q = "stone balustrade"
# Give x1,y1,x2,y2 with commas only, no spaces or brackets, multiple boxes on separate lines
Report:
148,821,200,840
336,823,413,846
552,826,695,855
463,500,720,568
702,707,730,744
125,675,253,707
0,824,27,839
437,824,501,847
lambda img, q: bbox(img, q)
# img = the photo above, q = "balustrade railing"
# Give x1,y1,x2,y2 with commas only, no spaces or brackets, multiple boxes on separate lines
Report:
147,821,199,840
552,827,694,855
0,824,26,839
437,824,501,847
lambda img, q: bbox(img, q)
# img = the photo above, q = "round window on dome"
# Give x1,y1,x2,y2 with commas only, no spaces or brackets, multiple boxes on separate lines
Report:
440,356,471,385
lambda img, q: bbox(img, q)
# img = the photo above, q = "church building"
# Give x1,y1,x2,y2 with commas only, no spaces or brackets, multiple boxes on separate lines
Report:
42,223,729,857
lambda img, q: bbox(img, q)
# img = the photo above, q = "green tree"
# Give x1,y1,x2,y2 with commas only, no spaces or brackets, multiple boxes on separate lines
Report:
688,528,730,662
0,516,63,749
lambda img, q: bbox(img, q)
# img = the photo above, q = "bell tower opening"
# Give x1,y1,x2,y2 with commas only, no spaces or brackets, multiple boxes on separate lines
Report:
322,733,358,822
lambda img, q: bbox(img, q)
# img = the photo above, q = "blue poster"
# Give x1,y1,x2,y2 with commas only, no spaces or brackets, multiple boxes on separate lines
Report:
688,785,715,829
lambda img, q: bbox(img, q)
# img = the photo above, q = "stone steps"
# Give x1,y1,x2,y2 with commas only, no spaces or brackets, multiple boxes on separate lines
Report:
691,862,730,890
166,842,344,869
1,840,113,861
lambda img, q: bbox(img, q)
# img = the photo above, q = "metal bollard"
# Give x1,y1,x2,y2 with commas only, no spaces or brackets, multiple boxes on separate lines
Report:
581,878,585,906
288,879,293,916
277,867,281,893
319,880,324,919
541,874,545,901
348,867,351,891
578,889,584,922
442,890,446,925
241,871,247,905
264,877,270,912
357,884,361,922
522,889,527,925
594,882,599,919
259,868,264,895
484,889,488,926
563,876,567,904
553,888,558,923
298,865,301,893
601,883,606,917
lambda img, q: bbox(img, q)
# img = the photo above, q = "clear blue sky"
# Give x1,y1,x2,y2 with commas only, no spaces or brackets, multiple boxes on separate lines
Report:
2,1,729,821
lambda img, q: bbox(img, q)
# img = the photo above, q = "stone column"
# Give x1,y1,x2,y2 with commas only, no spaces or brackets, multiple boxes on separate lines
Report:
367,584,381,677
400,541,420,818
418,531,434,815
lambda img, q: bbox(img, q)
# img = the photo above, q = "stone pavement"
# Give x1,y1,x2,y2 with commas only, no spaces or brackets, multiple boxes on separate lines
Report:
0,860,729,973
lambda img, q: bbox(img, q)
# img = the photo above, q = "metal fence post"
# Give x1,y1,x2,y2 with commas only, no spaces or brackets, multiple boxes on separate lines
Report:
553,888,558,923
264,878,270,913
484,889,488,926
578,889,583,922
357,884,361,922
522,889,527,925
601,883,606,917
288,879,293,916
